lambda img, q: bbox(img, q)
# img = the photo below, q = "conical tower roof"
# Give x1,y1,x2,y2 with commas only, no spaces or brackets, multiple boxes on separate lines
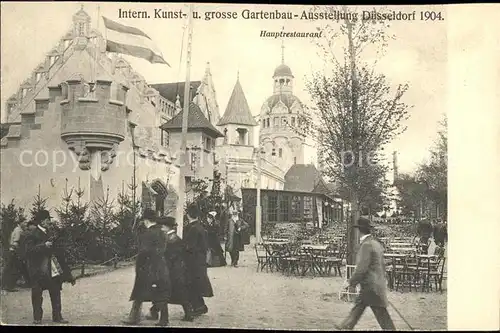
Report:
217,76,257,126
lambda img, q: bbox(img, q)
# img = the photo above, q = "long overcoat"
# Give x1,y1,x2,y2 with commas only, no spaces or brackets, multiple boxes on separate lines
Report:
225,218,249,253
349,235,389,308
23,226,74,291
130,224,171,302
184,220,213,297
164,231,190,305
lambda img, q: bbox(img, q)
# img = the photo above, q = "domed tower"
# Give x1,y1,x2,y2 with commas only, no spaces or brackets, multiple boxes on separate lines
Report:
259,45,306,173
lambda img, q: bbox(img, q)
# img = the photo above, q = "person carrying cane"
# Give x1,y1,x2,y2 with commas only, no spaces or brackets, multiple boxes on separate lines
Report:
336,217,395,331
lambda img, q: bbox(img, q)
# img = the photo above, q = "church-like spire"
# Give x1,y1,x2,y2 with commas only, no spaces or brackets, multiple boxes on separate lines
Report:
281,26,285,64
217,74,257,127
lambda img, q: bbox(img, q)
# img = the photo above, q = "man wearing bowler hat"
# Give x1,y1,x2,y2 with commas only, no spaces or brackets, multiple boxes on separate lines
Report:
24,210,76,324
337,217,395,330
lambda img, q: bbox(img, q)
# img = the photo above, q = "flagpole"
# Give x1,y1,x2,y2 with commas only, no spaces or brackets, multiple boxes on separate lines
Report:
176,5,194,238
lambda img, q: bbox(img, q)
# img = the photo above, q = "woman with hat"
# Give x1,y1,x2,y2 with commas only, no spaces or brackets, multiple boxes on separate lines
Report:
205,211,226,267
147,216,194,322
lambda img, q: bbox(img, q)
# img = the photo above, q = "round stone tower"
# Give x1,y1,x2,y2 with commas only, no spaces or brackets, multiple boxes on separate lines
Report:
259,52,306,174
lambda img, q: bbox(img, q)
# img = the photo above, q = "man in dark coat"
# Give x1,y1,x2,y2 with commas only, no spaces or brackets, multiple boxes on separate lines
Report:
337,218,395,330
184,203,214,317
433,220,447,248
148,216,194,322
225,204,249,267
122,209,171,326
23,210,76,324
206,212,226,268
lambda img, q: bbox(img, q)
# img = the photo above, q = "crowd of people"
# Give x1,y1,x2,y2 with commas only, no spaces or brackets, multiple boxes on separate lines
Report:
1,197,447,328
1,197,252,326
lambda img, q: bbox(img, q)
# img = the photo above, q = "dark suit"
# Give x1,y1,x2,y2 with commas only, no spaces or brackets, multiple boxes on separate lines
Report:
24,226,74,322
184,220,214,311
340,235,395,330
225,217,248,266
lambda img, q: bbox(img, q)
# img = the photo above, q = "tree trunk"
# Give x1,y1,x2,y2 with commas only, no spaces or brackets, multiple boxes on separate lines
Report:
345,14,360,267
347,191,360,265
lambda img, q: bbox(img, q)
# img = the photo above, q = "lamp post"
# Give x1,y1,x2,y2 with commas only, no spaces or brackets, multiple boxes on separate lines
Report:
255,147,264,243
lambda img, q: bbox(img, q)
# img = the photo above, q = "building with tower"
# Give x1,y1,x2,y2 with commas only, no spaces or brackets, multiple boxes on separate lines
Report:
0,7,220,217
259,46,307,173
215,74,284,193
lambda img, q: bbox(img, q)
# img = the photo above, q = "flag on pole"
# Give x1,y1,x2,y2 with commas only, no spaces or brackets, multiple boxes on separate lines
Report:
102,16,170,66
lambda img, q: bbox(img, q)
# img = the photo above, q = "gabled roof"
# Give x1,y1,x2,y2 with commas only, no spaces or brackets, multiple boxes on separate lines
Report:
150,81,201,105
284,164,327,193
217,78,257,126
160,102,223,138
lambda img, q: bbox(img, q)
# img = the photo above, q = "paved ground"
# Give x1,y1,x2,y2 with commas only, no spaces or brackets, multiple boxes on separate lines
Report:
1,246,446,330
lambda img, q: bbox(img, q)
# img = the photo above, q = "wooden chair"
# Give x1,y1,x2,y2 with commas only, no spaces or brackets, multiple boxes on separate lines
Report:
254,243,270,272
428,256,446,292
393,255,418,292
297,248,316,276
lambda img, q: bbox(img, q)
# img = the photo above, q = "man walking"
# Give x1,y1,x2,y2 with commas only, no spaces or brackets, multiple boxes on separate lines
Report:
337,217,395,331
148,216,194,322
225,204,249,267
122,209,171,326
184,204,214,316
24,210,76,324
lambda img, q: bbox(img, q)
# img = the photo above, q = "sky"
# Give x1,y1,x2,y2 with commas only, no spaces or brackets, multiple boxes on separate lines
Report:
1,2,447,174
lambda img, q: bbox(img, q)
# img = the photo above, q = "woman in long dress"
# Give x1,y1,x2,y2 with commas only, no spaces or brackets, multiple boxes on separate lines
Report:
205,212,226,267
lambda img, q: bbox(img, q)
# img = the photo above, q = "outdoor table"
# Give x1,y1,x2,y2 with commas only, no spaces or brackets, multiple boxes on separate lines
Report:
417,254,438,259
384,253,407,258
264,238,289,243
390,242,412,247
390,247,415,253
301,244,329,250
263,241,289,245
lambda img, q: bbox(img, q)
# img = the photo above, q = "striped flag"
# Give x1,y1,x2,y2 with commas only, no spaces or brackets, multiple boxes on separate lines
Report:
102,17,170,66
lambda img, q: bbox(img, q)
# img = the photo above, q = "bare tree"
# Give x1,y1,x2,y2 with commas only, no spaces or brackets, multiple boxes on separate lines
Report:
295,6,411,264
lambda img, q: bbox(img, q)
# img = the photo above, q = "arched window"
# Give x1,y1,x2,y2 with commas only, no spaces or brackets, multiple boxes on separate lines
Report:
273,117,279,127
77,22,85,36
278,148,283,158
291,117,296,126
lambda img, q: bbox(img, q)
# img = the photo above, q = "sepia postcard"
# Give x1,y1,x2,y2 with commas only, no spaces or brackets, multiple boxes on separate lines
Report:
1,1,499,330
